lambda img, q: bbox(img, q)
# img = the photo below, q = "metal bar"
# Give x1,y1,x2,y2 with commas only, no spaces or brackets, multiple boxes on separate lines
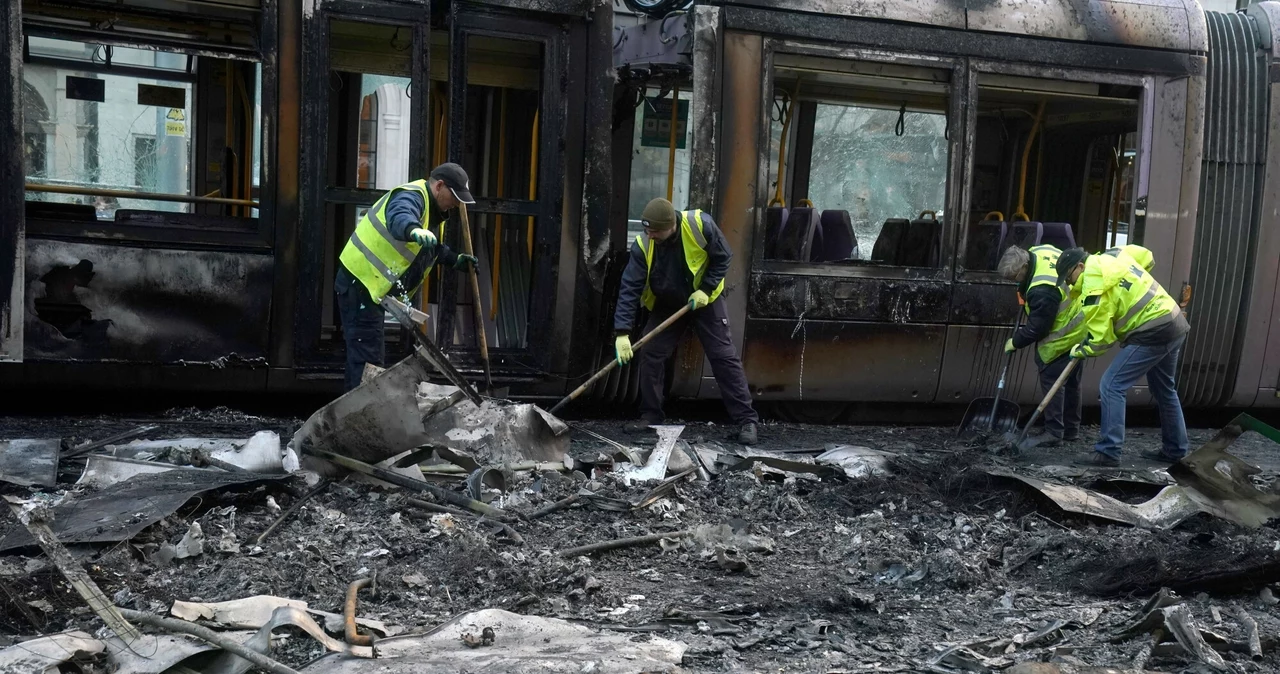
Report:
22,23,260,61
25,183,258,207
380,296,483,405
24,54,198,83
0,0,22,363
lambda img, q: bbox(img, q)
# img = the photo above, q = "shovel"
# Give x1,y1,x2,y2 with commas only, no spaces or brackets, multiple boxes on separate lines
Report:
958,310,1023,438
1008,357,1081,452
548,304,691,416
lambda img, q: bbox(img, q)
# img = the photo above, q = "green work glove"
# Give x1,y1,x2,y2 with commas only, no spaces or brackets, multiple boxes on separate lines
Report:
615,335,633,365
409,228,437,255
1070,344,1088,359
454,254,478,271
688,290,710,311
1004,338,1016,354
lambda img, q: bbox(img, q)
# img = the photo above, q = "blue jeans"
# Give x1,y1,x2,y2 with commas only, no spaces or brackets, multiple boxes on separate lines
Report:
1095,332,1189,459
335,271,386,392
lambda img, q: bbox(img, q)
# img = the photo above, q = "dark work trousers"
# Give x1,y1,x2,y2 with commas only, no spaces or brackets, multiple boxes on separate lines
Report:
637,299,760,426
336,277,386,392
1034,351,1082,440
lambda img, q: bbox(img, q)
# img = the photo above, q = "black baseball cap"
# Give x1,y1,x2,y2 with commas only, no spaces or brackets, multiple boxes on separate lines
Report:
1056,247,1089,285
429,162,475,204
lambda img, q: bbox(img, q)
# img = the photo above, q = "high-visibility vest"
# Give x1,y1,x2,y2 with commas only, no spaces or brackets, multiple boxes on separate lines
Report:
338,179,441,303
1074,251,1181,356
1025,244,1086,363
638,210,726,310
1105,244,1154,273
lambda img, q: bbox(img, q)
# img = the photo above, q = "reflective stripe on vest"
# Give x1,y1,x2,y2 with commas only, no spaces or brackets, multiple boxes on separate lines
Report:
638,210,727,311
1024,244,1086,362
338,180,435,303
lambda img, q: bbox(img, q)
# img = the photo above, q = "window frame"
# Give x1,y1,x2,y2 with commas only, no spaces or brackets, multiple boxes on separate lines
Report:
956,59,1154,285
754,39,965,282
18,21,277,249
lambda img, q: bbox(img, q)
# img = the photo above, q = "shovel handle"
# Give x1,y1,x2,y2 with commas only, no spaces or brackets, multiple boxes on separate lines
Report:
1014,357,1080,445
458,203,494,393
549,304,692,415
989,308,1024,431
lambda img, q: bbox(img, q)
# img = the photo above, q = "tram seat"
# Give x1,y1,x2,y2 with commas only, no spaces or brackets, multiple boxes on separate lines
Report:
813,210,857,261
901,213,942,267
998,221,1043,255
775,207,820,262
763,206,790,259
872,218,910,263
1040,222,1076,250
965,220,1006,271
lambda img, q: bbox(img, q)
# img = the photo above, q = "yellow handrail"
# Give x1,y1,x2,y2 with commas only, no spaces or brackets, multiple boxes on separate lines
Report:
666,85,680,202
1011,100,1045,222
491,89,508,322
526,109,539,260
26,183,257,207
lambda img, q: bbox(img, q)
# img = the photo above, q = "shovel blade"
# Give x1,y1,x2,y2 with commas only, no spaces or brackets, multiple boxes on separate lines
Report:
957,398,1021,438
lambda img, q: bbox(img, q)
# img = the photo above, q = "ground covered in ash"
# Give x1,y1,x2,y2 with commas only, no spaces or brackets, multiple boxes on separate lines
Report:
3,407,1280,673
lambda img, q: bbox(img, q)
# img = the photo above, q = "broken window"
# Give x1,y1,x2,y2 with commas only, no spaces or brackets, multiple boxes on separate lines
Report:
962,74,1142,274
21,35,263,221
766,55,951,268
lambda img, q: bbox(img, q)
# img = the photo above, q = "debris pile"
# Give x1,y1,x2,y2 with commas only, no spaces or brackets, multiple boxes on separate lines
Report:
3,399,1280,672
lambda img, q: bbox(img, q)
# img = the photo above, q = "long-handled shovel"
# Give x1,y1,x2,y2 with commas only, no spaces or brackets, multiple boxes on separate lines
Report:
1008,357,1081,452
548,304,691,416
958,310,1024,438
457,203,494,393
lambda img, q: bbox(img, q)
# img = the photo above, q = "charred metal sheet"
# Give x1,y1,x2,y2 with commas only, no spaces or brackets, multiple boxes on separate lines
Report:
465,0,590,15
713,0,1205,52
23,239,272,363
749,273,950,324
582,0,614,289
0,0,22,362
722,6,1199,76
1246,2,1280,406
742,318,945,401
936,325,1040,406
0,439,59,488
949,281,1021,325
0,469,277,552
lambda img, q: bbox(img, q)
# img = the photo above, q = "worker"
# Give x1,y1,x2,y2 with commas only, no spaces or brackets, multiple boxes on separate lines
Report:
613,198,760,445
1055,247,1190,467
996,244,1087,448
334,163,479,391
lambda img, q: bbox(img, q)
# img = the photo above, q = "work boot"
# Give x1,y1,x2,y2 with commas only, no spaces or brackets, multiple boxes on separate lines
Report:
1074,452,1120,468
737,422,758,445
1139,448,1184,464
1062,430,1080,442
624,419,655,434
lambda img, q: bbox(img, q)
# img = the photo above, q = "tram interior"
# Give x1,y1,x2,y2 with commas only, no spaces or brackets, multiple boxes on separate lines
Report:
764,56,1140,273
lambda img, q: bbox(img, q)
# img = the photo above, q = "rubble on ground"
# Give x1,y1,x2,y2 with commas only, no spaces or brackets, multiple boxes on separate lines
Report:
3,405,1280,673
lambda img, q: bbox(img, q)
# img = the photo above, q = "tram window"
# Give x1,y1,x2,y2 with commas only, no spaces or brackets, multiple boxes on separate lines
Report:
766,55,950,268
628,89,692,220
328,20,413,191
22,36,262,221
963,75,1141,273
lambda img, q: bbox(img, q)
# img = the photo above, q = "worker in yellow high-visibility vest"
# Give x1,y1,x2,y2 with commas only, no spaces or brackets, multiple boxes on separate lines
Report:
612,198,759,445
1056,247,1190,467
334,163,477,391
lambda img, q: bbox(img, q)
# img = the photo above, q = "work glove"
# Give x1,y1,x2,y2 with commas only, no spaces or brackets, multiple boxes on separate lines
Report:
615,335,634,365
1003,338,1016,354
1070,344,1089,359
688,290,710,311
454,254,478,272
409,228,437,255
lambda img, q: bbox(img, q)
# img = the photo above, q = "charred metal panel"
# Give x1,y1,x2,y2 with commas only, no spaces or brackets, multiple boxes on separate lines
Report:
23,240,272,363
936,325,1124,406
0,0,22,361
712,0,1205,52
269,0,300,374
966,0,1207,52
613,10,692,71
749,273,951,324
467,0,590,14
949,282,1021,325
721,6,1200,76
1249,2,1280,407
688,5,722,216
685,30,761,399
742,318,945,401
581,0,614,289
1181,11,1269,408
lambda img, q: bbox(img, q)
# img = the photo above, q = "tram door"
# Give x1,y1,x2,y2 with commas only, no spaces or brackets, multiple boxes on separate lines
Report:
737,43,963,411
